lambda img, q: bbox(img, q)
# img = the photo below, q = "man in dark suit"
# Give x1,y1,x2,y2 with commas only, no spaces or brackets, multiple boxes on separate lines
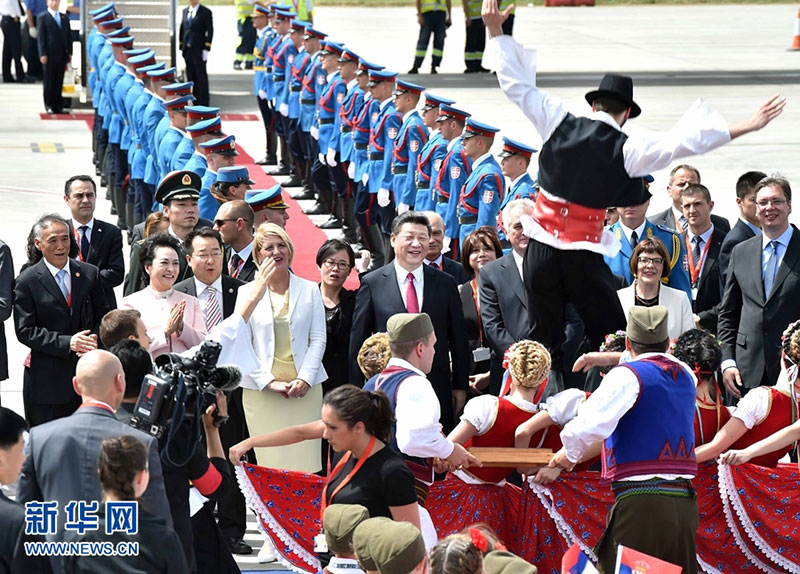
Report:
64,175,124,307
719,171,765,280
350,211,469,430
14,214,111,426
180,0,213,106
648,164,731,234
214,200,257,282
680,184,727,334
0,240,12,390
173,227,250,555
17,350,172,569
0,406,53,573
36,0,70,113
479,199,531,394
719,176,800,399
422,211,469,285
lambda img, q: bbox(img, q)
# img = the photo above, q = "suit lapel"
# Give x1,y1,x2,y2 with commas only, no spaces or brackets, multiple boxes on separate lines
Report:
221,276,237,318
766,227,800,304
288,274,300,319
499,255,526,307
69,261,89,313
36,259,70,310
382,264,406,313
88,223,103,260
697,230,722,289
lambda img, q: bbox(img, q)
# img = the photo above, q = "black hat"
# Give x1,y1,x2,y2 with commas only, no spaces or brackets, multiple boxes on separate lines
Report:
585,73,641,118
155,170,201,203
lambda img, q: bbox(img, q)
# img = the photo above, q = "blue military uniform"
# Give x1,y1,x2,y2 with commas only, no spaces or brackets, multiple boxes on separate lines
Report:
351,59,383,230
391,80,428,210
198,135,239,220
431,105,471,248
366,71,401,234
457,119,504,244
414,93,454,211
604,219,692,300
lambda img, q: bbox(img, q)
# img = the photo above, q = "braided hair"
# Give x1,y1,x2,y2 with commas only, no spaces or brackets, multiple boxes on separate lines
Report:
98,435,148,501
672,329,721,381
357,333,391,380
782,319,800,367
505,340,551,388
429,532,485,574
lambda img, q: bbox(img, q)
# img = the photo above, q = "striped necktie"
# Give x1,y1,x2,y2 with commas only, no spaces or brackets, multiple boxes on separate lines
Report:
204,286,222,329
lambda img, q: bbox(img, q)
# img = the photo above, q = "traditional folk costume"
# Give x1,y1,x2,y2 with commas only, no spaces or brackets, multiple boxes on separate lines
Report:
485,34,734,365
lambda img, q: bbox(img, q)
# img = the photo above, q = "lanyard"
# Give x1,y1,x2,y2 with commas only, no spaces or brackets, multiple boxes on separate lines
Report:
684,231,713,287
470,279,483,346
80,399,115,413
320,435,376,521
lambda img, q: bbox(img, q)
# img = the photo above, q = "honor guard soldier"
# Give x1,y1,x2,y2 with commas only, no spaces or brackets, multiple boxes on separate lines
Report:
294,26,327,198
252,5,277,166
269,9,298,176
496,136,537,249
157,94,194,187
199,135,239,220
432,104,470,256
457,118,503,244
184,114,224,177
391,80,428,213
174,106,220,171
414,92,454,211
284,19,312,189
246,186,291,228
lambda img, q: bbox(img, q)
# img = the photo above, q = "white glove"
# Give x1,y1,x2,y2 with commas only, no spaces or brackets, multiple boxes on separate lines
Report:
377,189,391,207
258,89,267,100
310,125,319,140
202,49,209,62
28,25,37,39
279,103,289,117
442,236,452,254
398,202,410,215
362,172,369,185
318,153,326,166
347,162,356,179
326,149,337,167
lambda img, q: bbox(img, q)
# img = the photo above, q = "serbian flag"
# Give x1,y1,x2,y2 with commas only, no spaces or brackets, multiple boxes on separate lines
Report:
562,543,599,574
615,546,682,574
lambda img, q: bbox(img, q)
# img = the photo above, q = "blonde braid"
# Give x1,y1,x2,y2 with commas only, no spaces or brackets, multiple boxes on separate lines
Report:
357,332,392,379
508,340,551,388
782,320,800,366
429,534,483,574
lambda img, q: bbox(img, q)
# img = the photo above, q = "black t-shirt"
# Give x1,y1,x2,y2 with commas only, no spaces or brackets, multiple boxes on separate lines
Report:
326,445,417,519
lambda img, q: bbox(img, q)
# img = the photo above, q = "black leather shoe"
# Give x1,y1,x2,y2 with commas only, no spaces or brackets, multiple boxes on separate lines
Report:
407,67,419,74
304,202,329,215
478,66,491,73
318,216,343,229
281,174,303,187
244,61,254,70
233,61,242,70
291,189,316,200
226,538,253,555
268,166,290,176
430,67,438,75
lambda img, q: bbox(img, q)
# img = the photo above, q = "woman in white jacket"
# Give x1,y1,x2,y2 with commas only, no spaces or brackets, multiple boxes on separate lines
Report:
235,222,328,473
617,237,694,342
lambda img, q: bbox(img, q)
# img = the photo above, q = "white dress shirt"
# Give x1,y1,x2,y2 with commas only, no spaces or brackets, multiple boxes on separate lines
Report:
560,352,697,480
43,258,71,294
511,249,524,280
391,357,455,464
470,151,493,171
686,223,715,281
740,217,762,237
394,260,424,311
618,220,646,248
194,275,223,319
71,218,95,245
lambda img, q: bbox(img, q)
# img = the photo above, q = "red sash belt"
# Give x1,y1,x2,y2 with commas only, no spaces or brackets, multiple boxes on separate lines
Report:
532,193,605,244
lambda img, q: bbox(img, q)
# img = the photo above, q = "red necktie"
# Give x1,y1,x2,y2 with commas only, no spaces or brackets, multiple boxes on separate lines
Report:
406,273,420,313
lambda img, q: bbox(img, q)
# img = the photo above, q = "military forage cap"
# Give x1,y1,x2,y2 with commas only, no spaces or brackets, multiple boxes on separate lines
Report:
323,504,369,554
626,305,669,345
483,551,538,574
387,313,434,344
370,521,426,574
353,517,393,571
155,170,201,204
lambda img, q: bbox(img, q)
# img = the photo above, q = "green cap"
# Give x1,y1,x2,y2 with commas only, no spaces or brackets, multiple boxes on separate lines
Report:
626,305,669,345
370,521,425,574
484,551,538,574
353,517,392,571
387,313,434,344
323,504,369,555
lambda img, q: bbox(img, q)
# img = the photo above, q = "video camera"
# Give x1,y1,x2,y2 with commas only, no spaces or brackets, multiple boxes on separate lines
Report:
130,341,240,465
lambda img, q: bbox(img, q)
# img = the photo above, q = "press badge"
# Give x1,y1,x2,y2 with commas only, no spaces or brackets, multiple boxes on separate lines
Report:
314,533,328,553
473,347,491,363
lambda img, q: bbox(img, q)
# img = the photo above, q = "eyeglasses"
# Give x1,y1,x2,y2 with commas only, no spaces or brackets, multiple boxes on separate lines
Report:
637,256,664,266
213,218,238,227
756,199,787,208
322,259,351,271
192,251,223,260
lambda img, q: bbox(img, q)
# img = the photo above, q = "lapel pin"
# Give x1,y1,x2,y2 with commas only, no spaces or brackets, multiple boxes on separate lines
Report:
75,272,81,278
228,288,234,293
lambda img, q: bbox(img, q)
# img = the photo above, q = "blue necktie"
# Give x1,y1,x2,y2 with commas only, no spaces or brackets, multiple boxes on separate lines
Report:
763,240,779,298
54,12,61,28
56,269,70,303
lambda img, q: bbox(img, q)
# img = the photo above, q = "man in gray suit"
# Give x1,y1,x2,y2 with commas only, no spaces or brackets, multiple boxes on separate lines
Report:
649,164,731,234
17,350,172,559
479,198,533,394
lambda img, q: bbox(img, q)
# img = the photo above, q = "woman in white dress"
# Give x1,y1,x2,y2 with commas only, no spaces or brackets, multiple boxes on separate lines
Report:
617,238,694,343
235,222,327,473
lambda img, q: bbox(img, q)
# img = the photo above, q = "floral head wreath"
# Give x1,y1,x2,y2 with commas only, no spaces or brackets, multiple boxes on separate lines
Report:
780,319,800,384
599,330,626,352
468,528,488,553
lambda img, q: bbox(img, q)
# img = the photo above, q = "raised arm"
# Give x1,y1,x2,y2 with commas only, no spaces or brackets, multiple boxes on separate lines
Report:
694,417,748,464
720,418,800,466
228,419,325,465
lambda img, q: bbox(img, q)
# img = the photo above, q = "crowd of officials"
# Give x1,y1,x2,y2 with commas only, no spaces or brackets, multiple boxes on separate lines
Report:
0,0,796,572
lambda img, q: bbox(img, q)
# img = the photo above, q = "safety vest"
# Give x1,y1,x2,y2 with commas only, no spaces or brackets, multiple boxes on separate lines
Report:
235,0,252,22
499,0,516,15
420,0,447,14
466,0,482,19
277,0,313,23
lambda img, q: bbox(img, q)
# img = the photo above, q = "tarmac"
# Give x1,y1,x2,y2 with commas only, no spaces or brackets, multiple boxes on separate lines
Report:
0,3,799,570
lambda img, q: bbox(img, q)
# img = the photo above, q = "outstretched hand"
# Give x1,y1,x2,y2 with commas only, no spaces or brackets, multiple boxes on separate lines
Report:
729,93,786,139
482,0,515,38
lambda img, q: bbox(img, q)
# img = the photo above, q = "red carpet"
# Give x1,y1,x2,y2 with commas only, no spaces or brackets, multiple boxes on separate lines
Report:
51,110,357,287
